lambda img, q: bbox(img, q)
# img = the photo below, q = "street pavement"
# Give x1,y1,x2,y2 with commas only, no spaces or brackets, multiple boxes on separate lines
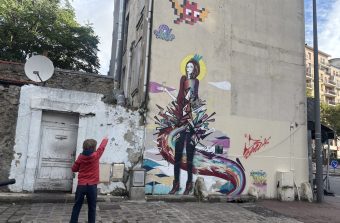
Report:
0,200,301,223
1,192,340,223
257,195,340,223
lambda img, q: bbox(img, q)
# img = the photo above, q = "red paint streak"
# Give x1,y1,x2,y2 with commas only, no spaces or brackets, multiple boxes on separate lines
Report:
243,134,271,159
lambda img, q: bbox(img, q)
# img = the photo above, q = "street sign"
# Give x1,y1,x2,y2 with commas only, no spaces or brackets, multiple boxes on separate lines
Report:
331,160,338,169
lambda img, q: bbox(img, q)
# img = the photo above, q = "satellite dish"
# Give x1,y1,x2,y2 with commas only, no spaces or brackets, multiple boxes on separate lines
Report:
24,55,54,82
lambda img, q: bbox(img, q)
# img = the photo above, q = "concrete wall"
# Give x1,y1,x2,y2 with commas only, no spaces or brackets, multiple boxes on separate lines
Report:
143,0,307,198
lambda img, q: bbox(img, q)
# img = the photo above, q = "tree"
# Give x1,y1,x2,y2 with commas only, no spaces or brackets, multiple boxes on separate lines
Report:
321,103,340,137
0,0,100,73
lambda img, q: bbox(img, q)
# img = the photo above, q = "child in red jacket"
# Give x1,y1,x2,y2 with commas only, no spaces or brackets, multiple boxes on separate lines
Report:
70,137,108,223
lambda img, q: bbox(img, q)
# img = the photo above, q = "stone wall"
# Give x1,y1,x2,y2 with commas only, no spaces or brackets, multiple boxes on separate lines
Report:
0,84,20,190
0,62,114,96
0,61,115,190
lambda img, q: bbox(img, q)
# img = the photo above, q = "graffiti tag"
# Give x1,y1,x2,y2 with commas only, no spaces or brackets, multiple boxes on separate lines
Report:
243,134,271,159
154,24,175,41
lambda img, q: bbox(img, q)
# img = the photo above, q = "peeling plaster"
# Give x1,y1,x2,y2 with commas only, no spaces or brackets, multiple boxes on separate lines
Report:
9,85,144,193
124,130,136,146
127,148,141,165
117,117,124,124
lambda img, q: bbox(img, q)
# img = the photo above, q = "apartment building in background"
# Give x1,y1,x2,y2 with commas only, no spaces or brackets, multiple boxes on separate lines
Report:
305,44,340,105
305,45,340,160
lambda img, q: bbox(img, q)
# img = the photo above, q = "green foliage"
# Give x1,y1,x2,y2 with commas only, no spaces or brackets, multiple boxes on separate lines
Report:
321,103,340,136
0,0,100,73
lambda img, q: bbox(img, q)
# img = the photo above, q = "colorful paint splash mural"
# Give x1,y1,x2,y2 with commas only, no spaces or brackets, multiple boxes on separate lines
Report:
148,54,246,196
154,24,175,41
243,134,271,159
169,0,209,25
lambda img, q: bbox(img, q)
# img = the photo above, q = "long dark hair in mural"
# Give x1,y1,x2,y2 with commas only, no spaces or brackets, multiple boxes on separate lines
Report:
154,54,246,196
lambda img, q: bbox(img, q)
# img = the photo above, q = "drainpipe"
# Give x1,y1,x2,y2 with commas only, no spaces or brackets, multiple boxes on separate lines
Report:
142,0,153,109
138,0,153,171
114,0,126,88
126,42,134,102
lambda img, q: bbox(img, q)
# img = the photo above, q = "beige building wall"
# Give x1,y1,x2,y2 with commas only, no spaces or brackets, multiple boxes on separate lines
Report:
305,45,340,105
144,0,307,198
119,0,149,108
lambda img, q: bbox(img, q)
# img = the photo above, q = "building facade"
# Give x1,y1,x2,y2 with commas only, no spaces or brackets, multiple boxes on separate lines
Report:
111,0,308,199
305,45,340,105
305,46,340,159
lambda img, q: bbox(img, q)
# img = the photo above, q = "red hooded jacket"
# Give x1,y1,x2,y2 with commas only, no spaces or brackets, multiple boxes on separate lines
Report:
72,138,108,185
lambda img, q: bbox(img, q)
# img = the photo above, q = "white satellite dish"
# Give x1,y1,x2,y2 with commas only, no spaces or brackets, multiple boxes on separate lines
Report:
24,55,54,82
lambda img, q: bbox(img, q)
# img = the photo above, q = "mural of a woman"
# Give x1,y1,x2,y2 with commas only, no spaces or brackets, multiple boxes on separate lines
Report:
169,57,201,195
153,54,246,196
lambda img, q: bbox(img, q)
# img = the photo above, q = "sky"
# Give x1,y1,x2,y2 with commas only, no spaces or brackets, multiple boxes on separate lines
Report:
70,0,114,75
71,1,340,75
305,0,340,57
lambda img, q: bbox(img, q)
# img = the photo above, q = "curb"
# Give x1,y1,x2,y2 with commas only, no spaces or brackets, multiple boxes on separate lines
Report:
0,193,256,204
0,193,127,204
146,194,256,203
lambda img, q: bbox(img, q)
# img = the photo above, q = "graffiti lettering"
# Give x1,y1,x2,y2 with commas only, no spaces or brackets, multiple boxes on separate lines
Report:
243,134,271,159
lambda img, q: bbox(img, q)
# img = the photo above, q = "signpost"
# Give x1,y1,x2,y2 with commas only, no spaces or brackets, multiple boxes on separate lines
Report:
331,160,338,173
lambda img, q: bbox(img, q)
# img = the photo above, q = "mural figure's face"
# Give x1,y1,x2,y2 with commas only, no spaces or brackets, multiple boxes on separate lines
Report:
186,62,194,78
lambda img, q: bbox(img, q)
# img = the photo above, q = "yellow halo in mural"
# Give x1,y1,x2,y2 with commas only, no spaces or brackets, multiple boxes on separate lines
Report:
180,54,207,81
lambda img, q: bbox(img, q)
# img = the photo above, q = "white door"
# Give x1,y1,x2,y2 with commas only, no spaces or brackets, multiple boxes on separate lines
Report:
34,111,79,191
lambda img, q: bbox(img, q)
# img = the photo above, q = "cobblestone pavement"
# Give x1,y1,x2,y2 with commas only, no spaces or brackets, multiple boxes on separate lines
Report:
0,201,301,223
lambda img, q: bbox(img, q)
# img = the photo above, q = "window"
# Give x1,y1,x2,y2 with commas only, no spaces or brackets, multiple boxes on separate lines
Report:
136,7,145,30
308,52,311,59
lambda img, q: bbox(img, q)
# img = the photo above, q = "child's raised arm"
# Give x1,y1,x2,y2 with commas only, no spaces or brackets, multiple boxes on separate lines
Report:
93,137,109,160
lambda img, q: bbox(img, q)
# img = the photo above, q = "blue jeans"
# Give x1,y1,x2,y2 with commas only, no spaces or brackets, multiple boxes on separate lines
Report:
70,184,97,223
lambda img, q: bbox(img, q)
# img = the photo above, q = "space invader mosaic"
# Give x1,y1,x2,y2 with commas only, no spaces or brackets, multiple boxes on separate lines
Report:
169,0,208,25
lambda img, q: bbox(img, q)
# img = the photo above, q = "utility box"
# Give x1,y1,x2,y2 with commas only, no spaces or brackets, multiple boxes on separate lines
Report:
276,171,294,201
129,168,146,200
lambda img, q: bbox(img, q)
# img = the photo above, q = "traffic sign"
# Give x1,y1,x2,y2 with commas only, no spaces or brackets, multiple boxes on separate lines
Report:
331,160,338,169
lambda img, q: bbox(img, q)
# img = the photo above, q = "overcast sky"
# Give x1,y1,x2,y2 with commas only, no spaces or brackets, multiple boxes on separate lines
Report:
305,0,340,58
71,0,114,75
71,1,340,75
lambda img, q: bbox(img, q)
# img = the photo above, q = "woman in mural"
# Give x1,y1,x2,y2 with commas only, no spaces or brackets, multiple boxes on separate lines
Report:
169,56,201,195
154,54,246,196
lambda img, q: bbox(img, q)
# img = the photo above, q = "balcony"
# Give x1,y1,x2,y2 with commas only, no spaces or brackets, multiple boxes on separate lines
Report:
324,90,336,97
328,100,336,106
324,80,336,87
320,63,329,71
306,72,312,80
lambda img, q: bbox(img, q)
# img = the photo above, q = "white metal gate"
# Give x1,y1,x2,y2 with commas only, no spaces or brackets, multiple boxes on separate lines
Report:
34,111,79,191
